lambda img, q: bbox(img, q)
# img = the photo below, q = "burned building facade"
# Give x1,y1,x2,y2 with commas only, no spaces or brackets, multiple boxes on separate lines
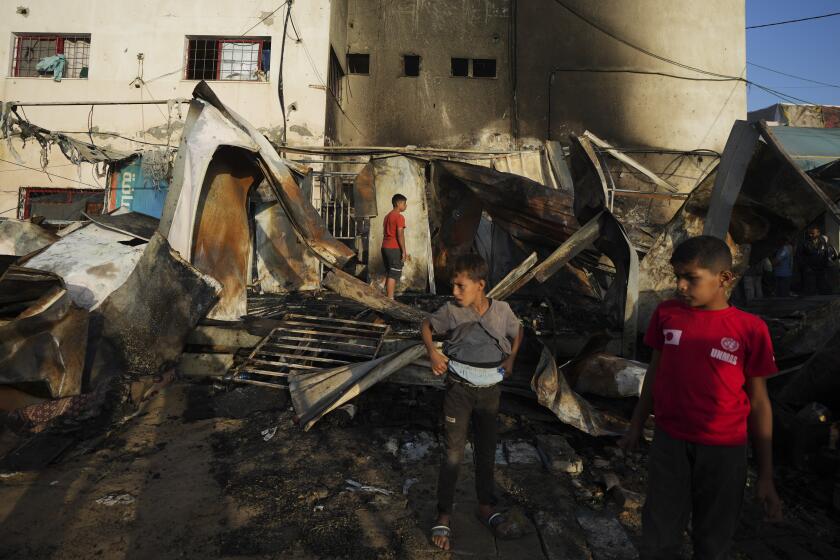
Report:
326,0,746,192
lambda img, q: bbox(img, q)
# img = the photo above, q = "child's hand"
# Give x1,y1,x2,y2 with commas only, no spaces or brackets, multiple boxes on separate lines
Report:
617,424,642,452
500,357,515,379
756,475,783,522
430,351,449,376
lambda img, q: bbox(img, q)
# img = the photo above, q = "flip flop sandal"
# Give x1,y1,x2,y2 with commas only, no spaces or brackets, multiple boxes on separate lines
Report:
430,525,451,549
479,512,522,540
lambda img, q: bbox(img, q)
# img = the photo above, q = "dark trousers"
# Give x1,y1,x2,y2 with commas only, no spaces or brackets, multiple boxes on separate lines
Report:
774,276,791,297
641,429,747,560
436,380,500,515
801,266,830,295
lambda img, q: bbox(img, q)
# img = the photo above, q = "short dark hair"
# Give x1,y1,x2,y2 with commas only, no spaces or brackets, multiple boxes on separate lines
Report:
808,223,821,232
451,253,488,283
392,193,407,207
670,235,732,272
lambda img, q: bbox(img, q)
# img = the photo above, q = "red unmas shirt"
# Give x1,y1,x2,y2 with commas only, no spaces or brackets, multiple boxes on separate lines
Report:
382,209,405,249
644,300,777,446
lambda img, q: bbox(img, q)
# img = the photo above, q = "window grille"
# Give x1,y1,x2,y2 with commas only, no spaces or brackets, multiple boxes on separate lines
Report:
185,37,271,81
12,34,91,78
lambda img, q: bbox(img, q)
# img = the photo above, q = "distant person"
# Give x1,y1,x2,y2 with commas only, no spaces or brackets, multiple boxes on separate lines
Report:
796,225,837,295
742,259,764,301
381,193,408,299
772,238,794,297
422,254,525,551
620,236,782,560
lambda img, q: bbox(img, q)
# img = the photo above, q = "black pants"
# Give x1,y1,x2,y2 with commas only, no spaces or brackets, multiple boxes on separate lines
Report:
641,429,747,560
381,247,403,281
801,266,830,295
436,380,500,515
774,276,791,297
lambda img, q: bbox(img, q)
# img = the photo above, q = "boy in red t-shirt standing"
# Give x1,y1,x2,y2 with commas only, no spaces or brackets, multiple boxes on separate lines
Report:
621,236,782,559
381,193,408,299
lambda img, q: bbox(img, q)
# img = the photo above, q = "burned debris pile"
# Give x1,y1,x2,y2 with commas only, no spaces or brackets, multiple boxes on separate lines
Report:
2,83,840,557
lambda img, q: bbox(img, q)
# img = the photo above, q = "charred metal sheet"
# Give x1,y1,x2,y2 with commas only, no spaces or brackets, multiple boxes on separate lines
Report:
0,267,88,399
531,343,623,436
545,140,574,192
290,343,427,431
322,268,429,323
702,121,762,239
431,160,579,246
352,162,378,218
569,139,640,357
191,147,260,320
0,219,59,257
231,314,389,388
191,81,355,269
88,232,221,381
83,211,160,241
254,200,321,293
22,221,146,311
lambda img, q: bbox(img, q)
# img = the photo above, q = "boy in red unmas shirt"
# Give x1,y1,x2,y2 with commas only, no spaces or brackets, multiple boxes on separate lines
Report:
381,193,408,299
621,235,782,560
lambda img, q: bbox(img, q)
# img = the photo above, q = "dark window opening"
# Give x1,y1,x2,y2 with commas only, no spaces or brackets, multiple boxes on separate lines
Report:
12,34,91,78
327,47,345,103
185,37,271,81
403,54,420,77
347,53,370,75
451,57,469,77
472,58,497,78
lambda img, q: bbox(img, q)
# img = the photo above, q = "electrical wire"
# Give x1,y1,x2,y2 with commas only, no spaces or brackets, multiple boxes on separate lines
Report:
747,11,840,29
0,157,105,189
278,2,292,144
240,1,289,36
550,0,824,106
747,62,840,90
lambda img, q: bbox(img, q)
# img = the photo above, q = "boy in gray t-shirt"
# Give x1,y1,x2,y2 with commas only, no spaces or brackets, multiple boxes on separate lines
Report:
421,254,524,551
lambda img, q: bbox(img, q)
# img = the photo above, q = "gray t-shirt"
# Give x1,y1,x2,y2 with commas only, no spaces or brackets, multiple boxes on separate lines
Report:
428,299,521,366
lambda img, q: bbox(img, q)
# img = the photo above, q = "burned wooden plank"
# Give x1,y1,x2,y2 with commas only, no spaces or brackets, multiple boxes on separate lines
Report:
487,252,538,300
321,268,428,323
533,213,603,283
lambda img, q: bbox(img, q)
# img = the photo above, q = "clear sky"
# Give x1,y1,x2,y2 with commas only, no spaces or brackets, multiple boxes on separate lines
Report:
746,1,840,111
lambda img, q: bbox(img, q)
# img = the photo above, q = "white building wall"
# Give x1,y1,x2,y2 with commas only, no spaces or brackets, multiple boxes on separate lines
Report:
0,0,331,218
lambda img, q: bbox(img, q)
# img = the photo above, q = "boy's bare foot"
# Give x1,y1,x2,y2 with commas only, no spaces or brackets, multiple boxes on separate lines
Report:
431,514,451,550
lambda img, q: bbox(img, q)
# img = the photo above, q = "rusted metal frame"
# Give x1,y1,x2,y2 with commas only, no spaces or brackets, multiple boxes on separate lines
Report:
487,252,539,300
371,325,390,358
236,377,288,388
247,359,326,370
583,131,678,193
702,120,761,239
612,190,688,201
261,341,375,359
251,351,350,365
240,366,309,377
287,313,389,327
758,120,840,221
280,320,387,336
269,334,378,350
277,327,382,342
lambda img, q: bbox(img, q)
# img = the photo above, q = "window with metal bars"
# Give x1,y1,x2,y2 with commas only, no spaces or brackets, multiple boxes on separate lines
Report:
185,37,271,81
12,33,91,78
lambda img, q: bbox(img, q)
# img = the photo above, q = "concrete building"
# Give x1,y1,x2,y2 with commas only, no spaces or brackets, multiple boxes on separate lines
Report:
327,1,746,152
1,0,747,219
0,0,332,218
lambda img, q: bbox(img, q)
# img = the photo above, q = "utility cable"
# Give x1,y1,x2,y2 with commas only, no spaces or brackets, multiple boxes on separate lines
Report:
550,0,823,106
0,157,106,189
747,62,840,90
747,11,840,29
